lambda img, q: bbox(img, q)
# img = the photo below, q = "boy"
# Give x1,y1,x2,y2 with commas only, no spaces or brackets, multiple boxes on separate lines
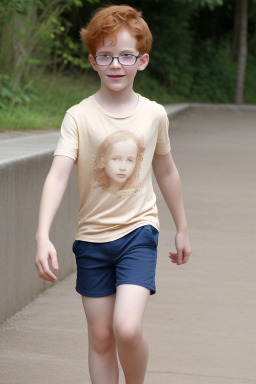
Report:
35,5,191,384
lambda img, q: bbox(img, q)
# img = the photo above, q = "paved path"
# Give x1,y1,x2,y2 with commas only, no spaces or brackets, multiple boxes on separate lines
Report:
1,106,256,383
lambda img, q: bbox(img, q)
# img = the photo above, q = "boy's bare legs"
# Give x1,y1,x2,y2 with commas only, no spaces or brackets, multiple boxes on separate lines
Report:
113,284,150,384
82,294,119,384
82,285,150,384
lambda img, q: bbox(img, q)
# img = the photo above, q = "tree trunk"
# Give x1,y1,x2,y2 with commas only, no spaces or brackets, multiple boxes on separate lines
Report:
235,0,247,104
231,0,241,61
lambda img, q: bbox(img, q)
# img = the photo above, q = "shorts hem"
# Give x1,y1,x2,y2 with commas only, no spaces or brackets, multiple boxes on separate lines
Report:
115,281,156,295
75,286,116,298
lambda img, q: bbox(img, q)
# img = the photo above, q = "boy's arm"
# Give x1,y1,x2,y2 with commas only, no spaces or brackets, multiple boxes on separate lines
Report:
152,152,191,265
35,155,75,282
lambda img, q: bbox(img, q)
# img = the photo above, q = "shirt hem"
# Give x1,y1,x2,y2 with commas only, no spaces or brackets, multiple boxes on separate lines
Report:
154,146,171,155
53,151,77,161
75,222,160,243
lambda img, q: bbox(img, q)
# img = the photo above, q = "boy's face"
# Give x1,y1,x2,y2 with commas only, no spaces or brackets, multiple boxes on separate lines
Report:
89,28,149,94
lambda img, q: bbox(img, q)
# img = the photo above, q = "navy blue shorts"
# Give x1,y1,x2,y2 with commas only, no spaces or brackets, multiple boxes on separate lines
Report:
72,225,159,297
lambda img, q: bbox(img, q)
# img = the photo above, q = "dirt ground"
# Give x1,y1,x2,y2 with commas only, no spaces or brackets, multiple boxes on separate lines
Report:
0,107,256,384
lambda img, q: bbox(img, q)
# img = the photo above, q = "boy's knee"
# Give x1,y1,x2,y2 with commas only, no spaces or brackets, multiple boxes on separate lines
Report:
90,326,115,354
114,321,142,348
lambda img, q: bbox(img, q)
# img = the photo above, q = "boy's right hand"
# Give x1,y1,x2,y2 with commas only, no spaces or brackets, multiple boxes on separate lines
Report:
35,238,59,283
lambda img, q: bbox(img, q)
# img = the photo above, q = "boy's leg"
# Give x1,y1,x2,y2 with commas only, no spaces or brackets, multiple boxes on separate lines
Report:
113,284,150,384
81,294,119,384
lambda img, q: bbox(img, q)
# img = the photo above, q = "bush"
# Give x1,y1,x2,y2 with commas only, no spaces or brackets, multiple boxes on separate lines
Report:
0,73,98,130
190,39,236,102
0,74,36,109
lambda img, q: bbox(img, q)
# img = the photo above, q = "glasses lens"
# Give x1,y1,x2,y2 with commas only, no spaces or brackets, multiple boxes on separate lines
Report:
119,55,136,66
95,54,139,66
96,55,112,65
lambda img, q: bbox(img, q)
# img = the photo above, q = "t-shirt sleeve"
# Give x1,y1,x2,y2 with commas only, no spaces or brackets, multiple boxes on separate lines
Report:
154,109,171,155
54,111,78,162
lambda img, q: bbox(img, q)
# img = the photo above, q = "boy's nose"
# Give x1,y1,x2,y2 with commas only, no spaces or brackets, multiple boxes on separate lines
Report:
110,57,121,68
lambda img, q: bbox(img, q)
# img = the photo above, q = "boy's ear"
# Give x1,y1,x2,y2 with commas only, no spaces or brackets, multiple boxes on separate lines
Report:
88,54,98,71
137,54,149,72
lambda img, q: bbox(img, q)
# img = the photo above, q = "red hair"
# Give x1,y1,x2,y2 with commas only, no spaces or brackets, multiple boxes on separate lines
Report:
80,5,152,56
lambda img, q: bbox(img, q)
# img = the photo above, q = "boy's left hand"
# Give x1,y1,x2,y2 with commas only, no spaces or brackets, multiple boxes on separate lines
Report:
169,230,191,265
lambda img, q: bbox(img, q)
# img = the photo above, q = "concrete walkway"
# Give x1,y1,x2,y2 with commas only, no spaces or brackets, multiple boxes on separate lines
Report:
1,105,256,383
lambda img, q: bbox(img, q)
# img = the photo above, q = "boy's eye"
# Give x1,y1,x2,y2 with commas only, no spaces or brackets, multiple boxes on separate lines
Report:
119,54,137,65
95,54,113,66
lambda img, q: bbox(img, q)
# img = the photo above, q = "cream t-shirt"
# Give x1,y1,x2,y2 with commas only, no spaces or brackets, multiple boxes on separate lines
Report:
54,94,171,242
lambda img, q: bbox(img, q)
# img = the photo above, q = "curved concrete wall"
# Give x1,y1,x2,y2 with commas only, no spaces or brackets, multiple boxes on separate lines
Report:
0,152,78,323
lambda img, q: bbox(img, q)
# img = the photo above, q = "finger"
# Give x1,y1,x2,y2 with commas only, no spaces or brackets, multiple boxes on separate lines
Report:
35,260,43,278
177,249,183,265
169,252,177,260
169,256,179,265
40,260,58,283
182,251,191,264
45,270,58,283
35,258,47,278
50,250,59,270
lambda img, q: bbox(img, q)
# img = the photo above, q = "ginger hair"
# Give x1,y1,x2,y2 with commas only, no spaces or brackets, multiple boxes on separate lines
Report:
80,5,152,56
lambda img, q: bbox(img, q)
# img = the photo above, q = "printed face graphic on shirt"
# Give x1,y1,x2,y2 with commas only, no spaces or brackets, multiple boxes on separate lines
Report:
93,130,145,193
104,139,138,189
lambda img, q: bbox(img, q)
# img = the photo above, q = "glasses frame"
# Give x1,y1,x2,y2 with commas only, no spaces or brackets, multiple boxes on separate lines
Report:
94,54,142,66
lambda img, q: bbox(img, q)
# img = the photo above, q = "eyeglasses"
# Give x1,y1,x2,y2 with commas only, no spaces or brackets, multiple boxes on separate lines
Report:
94,54,141,66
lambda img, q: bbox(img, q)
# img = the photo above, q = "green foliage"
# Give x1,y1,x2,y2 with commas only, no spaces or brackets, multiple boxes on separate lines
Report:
49,18,91,71
0,73,99,130
190,39,236,102
1,0,255,114
0,74,35,109
141,1,193,97
177,0,223,9
134,72,175,103
244,55,256,103
0,0,89,107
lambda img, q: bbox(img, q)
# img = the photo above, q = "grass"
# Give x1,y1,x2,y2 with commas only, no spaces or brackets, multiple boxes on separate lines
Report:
0,73,99,131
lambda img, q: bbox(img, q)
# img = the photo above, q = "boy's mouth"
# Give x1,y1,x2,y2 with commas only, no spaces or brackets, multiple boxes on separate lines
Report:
107,75,125,79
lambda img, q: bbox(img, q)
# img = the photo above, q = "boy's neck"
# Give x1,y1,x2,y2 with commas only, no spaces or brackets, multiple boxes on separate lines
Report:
94,87,139,114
